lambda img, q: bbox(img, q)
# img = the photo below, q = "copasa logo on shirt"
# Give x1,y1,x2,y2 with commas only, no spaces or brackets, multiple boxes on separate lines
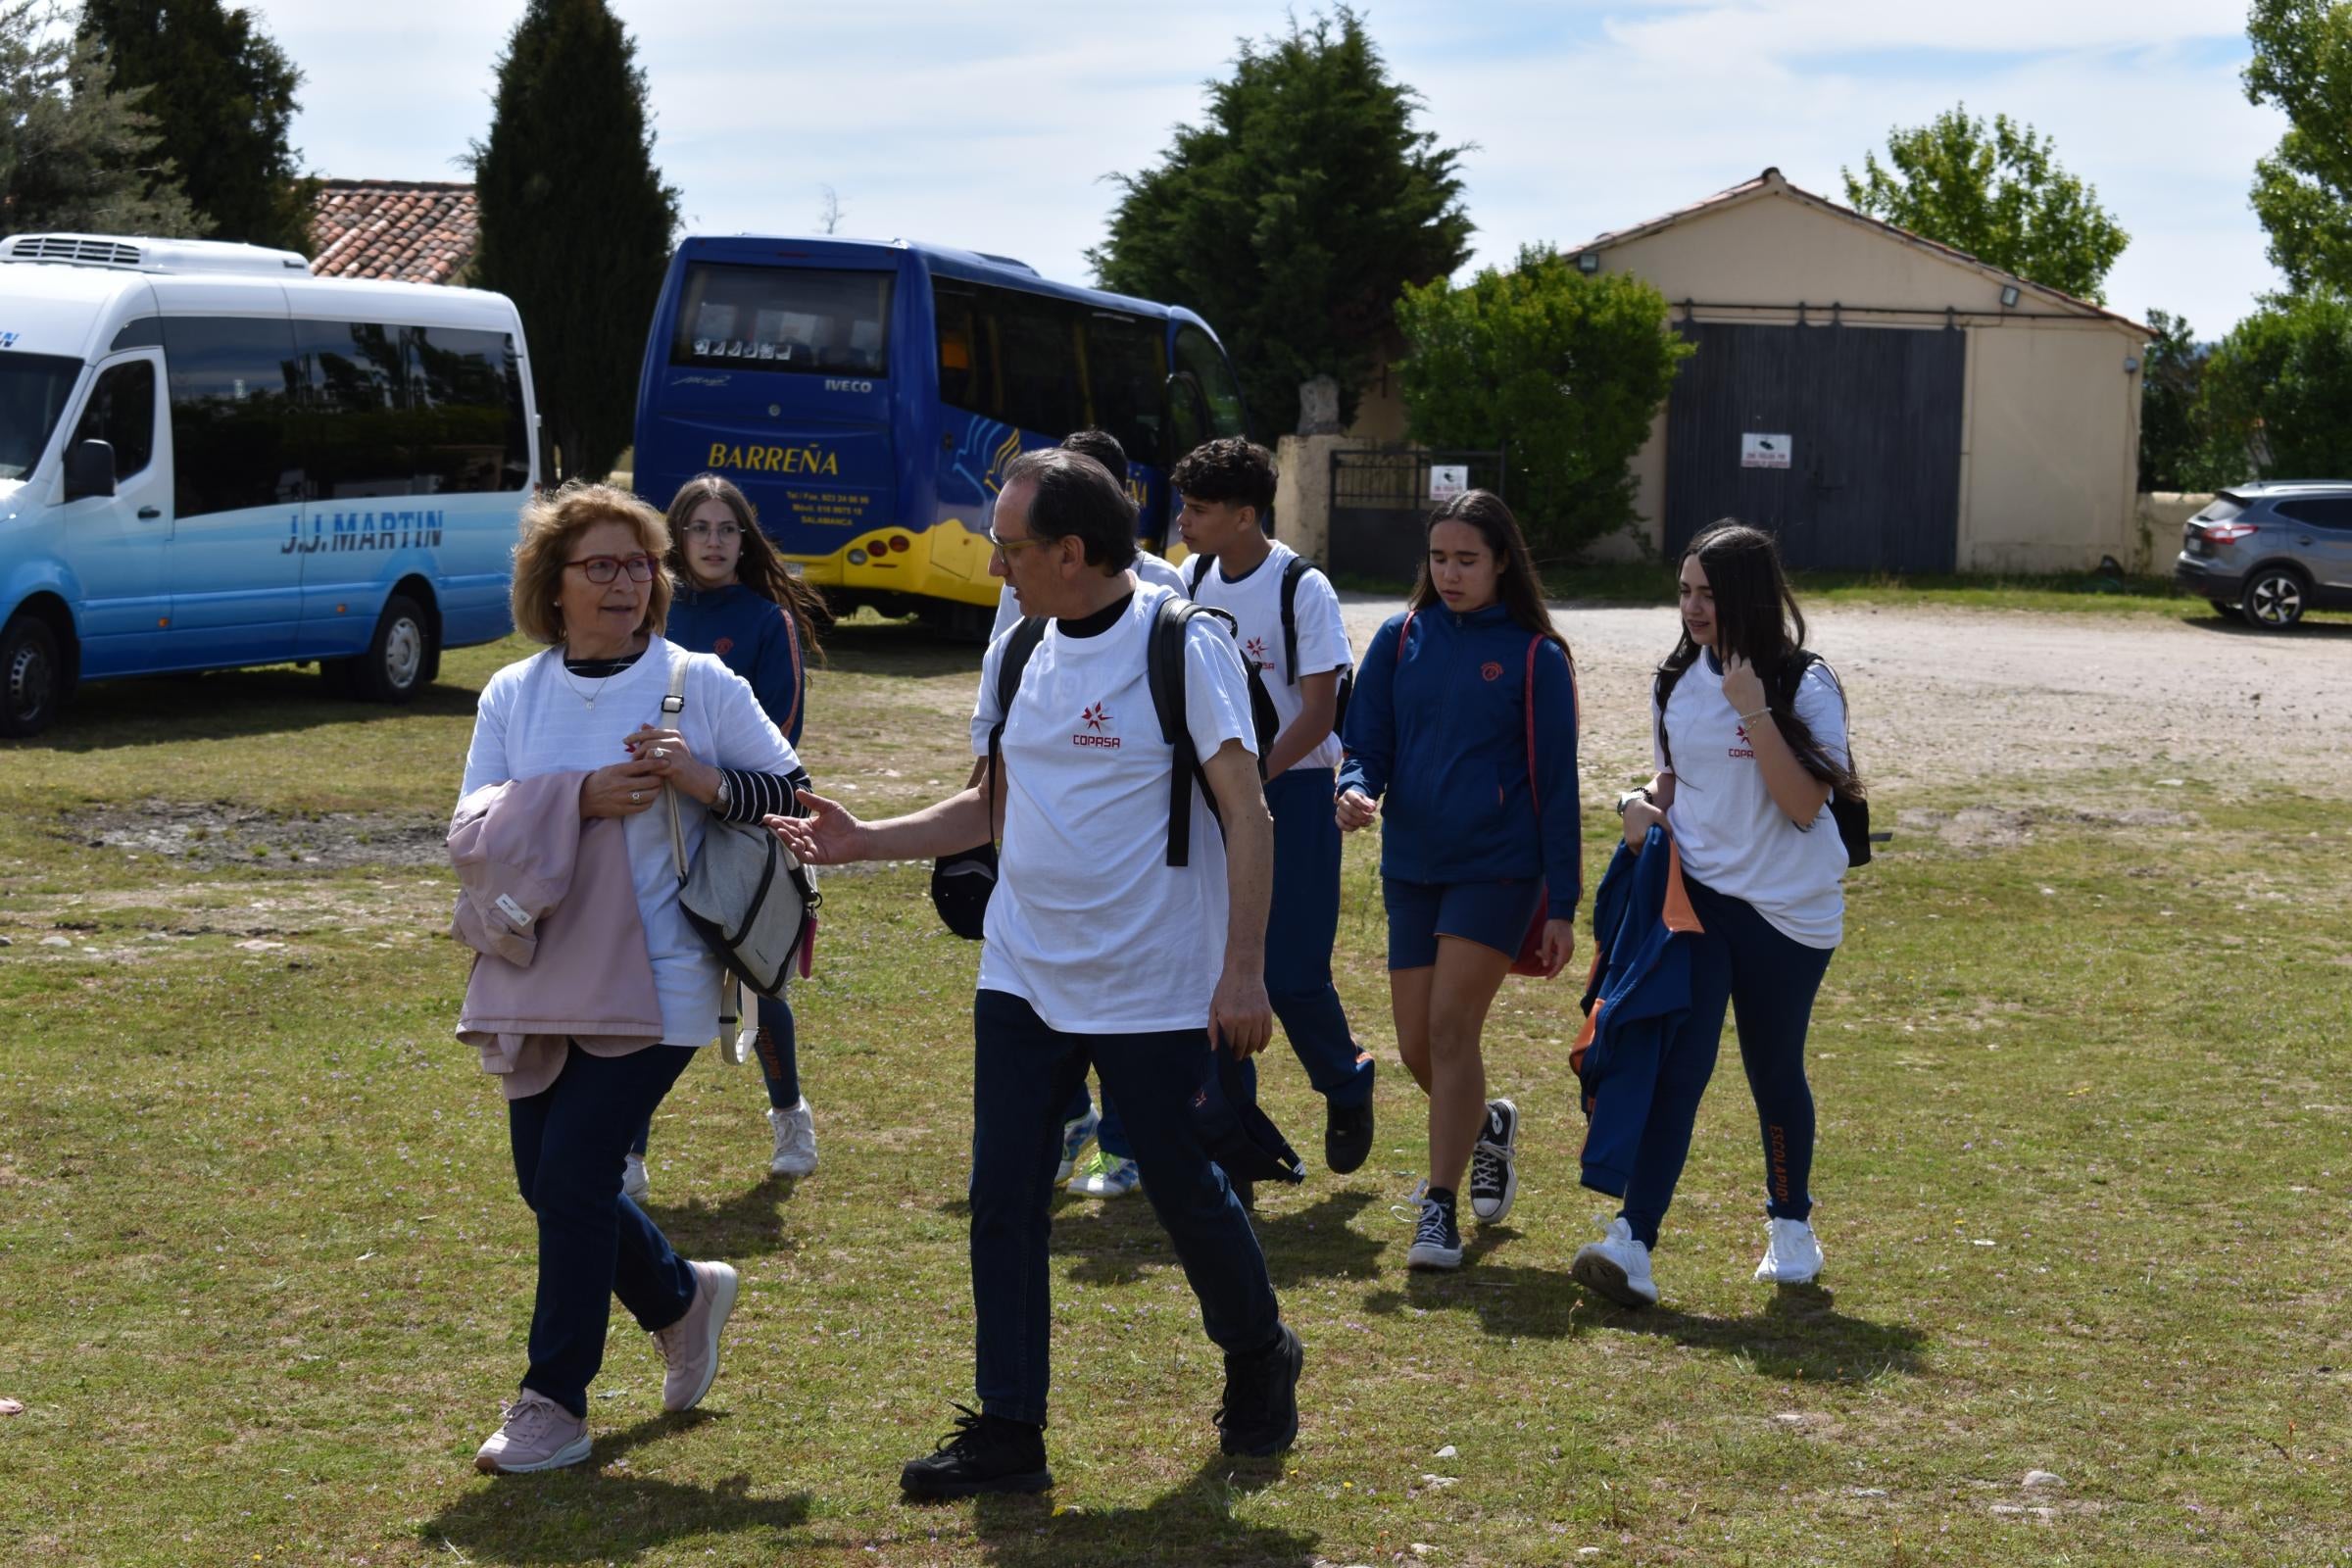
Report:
1074,702,1120,749
1731,721,1756,760
1244,635,1272,670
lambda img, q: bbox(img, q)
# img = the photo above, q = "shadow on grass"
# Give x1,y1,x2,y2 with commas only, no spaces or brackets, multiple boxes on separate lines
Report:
421,1412,813,1562
969,1452,1317,1568
822,617,985,679
1361,1265,1925,1384
1047,1188,1384,1292
641,1178,804,1261
36,666,481,752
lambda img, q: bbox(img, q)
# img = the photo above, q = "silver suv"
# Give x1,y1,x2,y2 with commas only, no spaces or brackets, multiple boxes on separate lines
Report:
2174,482,2352,629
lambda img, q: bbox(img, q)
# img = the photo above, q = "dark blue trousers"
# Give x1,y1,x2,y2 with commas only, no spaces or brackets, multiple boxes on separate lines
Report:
1236,767,1372,1110
1618,878,1835,1250
508,1043,699,1417
971,989,1281,1424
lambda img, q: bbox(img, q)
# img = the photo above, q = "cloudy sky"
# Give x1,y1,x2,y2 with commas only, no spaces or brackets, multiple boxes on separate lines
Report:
270,0,2279,340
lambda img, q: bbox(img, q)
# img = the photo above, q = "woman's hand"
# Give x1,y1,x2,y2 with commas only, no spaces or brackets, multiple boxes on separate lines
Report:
1535,918,1576,979
1720,654,1767,724
765,792,870,866
1336,787,1378,833
580,760,664,818
1622,794,1667,852
625,725,720,805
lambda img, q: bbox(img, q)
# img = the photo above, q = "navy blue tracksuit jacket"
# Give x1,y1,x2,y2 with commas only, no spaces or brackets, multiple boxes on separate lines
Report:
1574,825,1704,1196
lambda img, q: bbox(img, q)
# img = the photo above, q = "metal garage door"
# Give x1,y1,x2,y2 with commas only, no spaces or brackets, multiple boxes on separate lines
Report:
1664,321,1964,572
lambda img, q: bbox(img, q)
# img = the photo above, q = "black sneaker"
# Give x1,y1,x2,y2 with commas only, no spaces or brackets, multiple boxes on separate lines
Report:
900,1404,1053,1500
1405,1194,1463,1269
1468,1099,1519,1224
1215,1322,1302,1456
1324,1099,1375,1175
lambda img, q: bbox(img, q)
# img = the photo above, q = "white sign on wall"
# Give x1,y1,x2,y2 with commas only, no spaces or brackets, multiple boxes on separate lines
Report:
1741,433,1792,469
1429,464,1469,500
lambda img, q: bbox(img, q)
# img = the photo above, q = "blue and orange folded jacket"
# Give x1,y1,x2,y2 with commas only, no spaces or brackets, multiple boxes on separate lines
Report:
1571,824,1705,1198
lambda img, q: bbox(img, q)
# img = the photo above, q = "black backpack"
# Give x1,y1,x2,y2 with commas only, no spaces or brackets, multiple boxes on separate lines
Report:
1185,552,1353,734
928,597,1280,940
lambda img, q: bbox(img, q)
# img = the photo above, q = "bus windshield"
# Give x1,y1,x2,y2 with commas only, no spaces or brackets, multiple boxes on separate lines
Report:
0,353,84,479
669,263,892,376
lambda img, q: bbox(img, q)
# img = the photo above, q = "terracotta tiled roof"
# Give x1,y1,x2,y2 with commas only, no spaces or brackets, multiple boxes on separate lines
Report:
309,179,479,285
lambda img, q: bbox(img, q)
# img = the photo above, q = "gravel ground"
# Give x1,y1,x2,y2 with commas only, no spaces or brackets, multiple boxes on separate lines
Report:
1339,595,2352,794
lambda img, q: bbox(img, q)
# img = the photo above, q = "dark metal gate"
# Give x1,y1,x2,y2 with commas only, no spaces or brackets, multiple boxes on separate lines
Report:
1664,321,1964,572
1327,447,1507,582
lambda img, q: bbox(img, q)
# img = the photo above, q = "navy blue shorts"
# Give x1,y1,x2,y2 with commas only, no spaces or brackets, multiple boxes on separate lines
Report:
1381,877,1544,969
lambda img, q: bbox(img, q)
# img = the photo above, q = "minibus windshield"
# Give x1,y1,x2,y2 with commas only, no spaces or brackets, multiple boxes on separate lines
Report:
0,353,84,479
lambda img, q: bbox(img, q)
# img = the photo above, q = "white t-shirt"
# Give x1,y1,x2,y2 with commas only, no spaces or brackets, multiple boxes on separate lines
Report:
969,585,1258,1033
1186,541,1353,772
1654,652,1850,949
461,639,802,1046
988,551,1187,643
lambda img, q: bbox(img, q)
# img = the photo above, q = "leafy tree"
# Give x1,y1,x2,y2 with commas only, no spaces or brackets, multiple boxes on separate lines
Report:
2137,309,2211,492
2196,291,2352,481
78,0,313,252
1841,104,2129,302
2244,0,2352,293
1396,245,1691,558
0,0,197,234
469,0,678,482
1092,6,1471,437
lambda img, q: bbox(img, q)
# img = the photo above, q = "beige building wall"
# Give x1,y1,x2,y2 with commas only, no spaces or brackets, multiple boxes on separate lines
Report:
1584,181,2146,572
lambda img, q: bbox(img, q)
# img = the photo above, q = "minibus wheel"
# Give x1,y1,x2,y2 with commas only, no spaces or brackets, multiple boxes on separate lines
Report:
352,593,435,703
0,612,63,737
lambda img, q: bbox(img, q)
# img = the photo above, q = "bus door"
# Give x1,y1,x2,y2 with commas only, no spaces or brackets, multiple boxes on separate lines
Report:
152,287,308,667
641,260,897,558
41,344,172,676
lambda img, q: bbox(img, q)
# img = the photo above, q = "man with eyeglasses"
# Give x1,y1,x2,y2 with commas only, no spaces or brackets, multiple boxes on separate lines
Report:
770,447,1302,1496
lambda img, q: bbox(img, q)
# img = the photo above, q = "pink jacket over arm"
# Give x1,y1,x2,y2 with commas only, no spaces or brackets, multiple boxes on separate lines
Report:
449,771,666,1099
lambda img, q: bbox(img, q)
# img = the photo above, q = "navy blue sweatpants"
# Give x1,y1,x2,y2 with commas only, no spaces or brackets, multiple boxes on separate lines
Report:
1229,767,1373,1111
1618,876,1835,1250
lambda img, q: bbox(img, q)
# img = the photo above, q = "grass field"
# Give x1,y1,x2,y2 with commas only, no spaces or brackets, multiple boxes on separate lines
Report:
2,620,2348,1567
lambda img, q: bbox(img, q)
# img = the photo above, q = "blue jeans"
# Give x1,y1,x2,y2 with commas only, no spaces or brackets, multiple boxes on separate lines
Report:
971,989,1282,1424
630,991,801,1156
1244,768,1373,1108
508,1043,699,1417
1059,1078,1131,1160
1617,878,1836,1249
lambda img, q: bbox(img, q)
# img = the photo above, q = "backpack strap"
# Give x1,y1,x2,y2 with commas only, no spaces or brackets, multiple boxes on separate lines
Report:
1186,554,1213,592
1278,556,1309,687
657,649,738,1046
1149,597,1230,867
983,616,1050,844
1522,634,1542,815
1394,608,1416,666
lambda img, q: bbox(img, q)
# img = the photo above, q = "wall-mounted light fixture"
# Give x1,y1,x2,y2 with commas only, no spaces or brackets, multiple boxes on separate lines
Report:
1998,284,2021,308
1577,252,1599,274
2123,356,2141,373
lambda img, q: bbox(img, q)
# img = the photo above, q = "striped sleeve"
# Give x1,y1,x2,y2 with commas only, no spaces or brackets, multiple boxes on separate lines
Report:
717,767,806,822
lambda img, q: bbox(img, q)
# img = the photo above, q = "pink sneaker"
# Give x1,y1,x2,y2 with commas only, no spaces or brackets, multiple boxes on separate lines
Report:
473,1390,590,1474
652,1260,739,1411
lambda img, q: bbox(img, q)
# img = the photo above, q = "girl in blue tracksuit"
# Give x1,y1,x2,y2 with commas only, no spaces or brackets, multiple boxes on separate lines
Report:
1571,520,1859,1311
1338,490,1581,1273
628,474,829,1193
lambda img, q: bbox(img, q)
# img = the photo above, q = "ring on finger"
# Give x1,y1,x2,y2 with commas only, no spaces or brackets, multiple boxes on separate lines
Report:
629,790,643,803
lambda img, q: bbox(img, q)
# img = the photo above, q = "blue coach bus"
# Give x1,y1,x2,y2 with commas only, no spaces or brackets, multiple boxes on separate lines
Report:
631,236,1250,633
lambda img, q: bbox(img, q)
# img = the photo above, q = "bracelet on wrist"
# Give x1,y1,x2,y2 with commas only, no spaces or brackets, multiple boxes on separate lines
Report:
1738,708,1772,724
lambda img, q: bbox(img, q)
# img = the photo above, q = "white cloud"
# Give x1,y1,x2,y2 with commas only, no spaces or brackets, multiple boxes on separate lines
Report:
261,0,2284,337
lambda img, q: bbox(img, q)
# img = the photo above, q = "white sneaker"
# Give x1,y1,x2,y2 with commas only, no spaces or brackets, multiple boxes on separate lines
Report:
1070,1149,1140,1199
1571,1217,1659,1308
768,1100,817,1178
1754,1216,1824,1285
1054,1107,1101,1186
621,1152,650,1204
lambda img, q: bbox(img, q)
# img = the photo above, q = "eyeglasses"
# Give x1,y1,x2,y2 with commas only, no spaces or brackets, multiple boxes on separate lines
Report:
682,521,742,541
986,527,1042,559
564,553,657,584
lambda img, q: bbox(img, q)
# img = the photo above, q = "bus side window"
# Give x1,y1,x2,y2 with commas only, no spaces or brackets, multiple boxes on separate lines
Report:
410,326,525,495
297,320,414,499
161,316,306,517
1173,324,1248,439
1081,312,1167,467
985,286,1084,438
73,360,157,482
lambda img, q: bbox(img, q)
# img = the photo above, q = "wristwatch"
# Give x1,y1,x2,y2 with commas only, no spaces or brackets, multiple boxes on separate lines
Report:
1614,787,1653,817
711,773,732,814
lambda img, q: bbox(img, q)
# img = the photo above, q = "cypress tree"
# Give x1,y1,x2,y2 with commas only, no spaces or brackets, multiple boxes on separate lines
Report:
469,0,678,481
78,0,314,251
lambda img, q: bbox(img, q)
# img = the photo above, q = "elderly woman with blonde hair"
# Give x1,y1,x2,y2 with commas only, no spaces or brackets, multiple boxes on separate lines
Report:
459,481,806,1475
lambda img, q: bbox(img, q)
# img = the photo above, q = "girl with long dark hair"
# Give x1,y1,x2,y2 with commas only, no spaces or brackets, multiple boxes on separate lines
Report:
625,475,829,1194
1337,490,1581,1272
1573,520,1861,1307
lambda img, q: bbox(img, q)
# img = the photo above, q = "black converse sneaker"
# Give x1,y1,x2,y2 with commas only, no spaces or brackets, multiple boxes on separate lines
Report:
900,1404,1053,1500
1405,1192,1463,1270
1468,1099,1520,1224
1215,1323,1303,1456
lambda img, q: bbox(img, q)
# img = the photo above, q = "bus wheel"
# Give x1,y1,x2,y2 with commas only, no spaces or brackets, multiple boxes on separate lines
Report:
351,594,436,703
0,612,65,737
